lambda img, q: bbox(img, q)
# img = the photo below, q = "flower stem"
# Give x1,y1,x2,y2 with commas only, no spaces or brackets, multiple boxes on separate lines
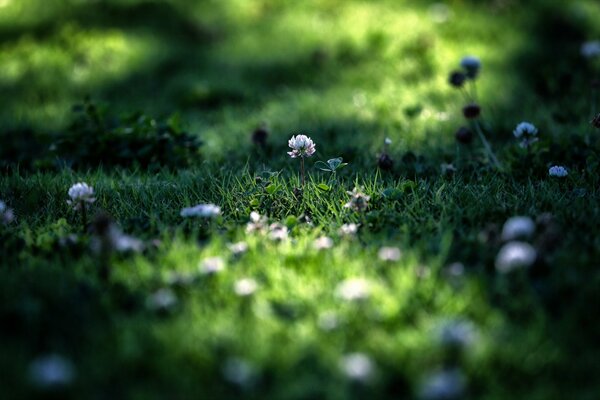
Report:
300,157,305,187
473,120,502,170
81,201,87,232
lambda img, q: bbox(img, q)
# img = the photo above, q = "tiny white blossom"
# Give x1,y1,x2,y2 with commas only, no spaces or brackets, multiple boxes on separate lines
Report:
495,241,537,273
318,311,340,331
29,354,75,388
67,182,95,210
200,256,225,275
180,203,221,218
336,278,371,301
548,165,568,177
268,223,288,241
460,55,481,78
384,137,392,145
436,319,477,349
246,211,268,233
378,246,402,262
146,288,178,311
0,200,14,225
234,278,258,297
344,187,370,212
340,353,374,382
513,122,538,139
501,216,535,242
581,40,600,58
420,369,466,400
287,134,316,158
228,241,249,256
339,223,359,236
313,236,334,250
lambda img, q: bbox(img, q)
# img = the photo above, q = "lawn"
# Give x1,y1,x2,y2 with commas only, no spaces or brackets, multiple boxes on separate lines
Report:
1,0,600,399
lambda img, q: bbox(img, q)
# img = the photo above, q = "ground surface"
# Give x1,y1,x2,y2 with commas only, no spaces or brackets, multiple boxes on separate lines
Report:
1,0,600,399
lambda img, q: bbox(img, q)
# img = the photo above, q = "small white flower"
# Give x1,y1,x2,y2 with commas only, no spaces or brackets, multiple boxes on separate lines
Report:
460,55,481,78
268,223,288,241
336,278,371,301
234,278,258,297
0,200,14,225
581,40,600,58
548,165,568,177
384,137,392,145
501,216,535,242
146,288,178,311
287,134,316,158
180,203,221,218
29,354,75,388
378,246,402,262
313,236,334,250
495,241,537,273
437,319,477,349
339,223,359,236
200,256,225,275
246,211,267,233
0,200,5,213
340,353,374,382
344,187,370,212
228,241,249,256
222,358,256,388
420,368,466,400
318,311,340,331
513,122,538,139
67,182,95,210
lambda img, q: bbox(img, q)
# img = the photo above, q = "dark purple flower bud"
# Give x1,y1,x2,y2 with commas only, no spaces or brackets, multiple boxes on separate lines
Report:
462,103,481,119
455,127,473,144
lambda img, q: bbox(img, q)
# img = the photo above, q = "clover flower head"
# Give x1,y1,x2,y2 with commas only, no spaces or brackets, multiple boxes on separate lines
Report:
200,256,225,275
581,40,600,58
495,241,537,273
339,223,359,236
513,121,538,138
228,241,249,256
180,203,221,218
378,246,402,262
29,354,75,388
501,216,535,242
234,278,258,297
222,358,256,388
548,165,568,177
0,200,14,225
246,211,268,233
67,182,95,210
437,319,477,349
420,368,466,400
384,137,392,145
314,236,334,250
336,278,371,301
344,187,370,212
460,55,481,78
146,288,178,311
268,222,288,241
287,134,316,158
339,353,375,382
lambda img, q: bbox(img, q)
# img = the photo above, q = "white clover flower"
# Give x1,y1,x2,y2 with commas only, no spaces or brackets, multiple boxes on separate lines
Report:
313,236,334,250
339,353,374,382
222,358,256,388
460,55,481,78
67,182,96,210
420,368,466,400
0,200,5,213
344,187,370,212
268,223,288,241
581,40,600,58
378,246,402,262
146,288,177,311
384,137,392,145
287,134,316,158
336,278,371,301
29,354,75,388
436,319,477,349
199,256,225,275
0,200,14,225
246,211,268,233
234,278,258,297
501,216,535,242
548,165,568,177
318,311,340,331
495,241,537,273
228,241,249,256
180,203,221,218
513,122,538,138
339,223,359,236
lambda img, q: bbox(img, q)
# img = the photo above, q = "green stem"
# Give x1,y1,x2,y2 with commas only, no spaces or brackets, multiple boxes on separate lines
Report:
300,157,305,187
473,120,502,170
81,202,87,232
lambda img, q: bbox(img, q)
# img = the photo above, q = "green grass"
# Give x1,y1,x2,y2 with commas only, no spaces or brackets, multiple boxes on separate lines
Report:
2,0,600,399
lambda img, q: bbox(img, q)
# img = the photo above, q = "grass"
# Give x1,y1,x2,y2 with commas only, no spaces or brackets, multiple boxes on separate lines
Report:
1,0,600,399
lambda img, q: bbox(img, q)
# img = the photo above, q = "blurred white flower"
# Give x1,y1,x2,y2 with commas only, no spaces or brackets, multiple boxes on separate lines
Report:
222,357,256,388
268,223,288,241
0,200,14,225
29,354,75,388
339,223,359,236
228,241,249,256
460,55,481,78
495,241,537,273
234,278,258,297
378,246,402,262
437,319,477,349
200,257,225,275
548,165,568,177
146,288,178,311
246,211,267,233
67,182,95,210
513,122,539,148
340,353,374,382
336,278,371,301
91,222,144,254
501,216,535,242
420,368,466,400
180,203,221,218
384,137,392,145
429,3,452,23
287,134,316,158
581,40,600,58
318,311,340,331
344,187,370,212
313,236,334,250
